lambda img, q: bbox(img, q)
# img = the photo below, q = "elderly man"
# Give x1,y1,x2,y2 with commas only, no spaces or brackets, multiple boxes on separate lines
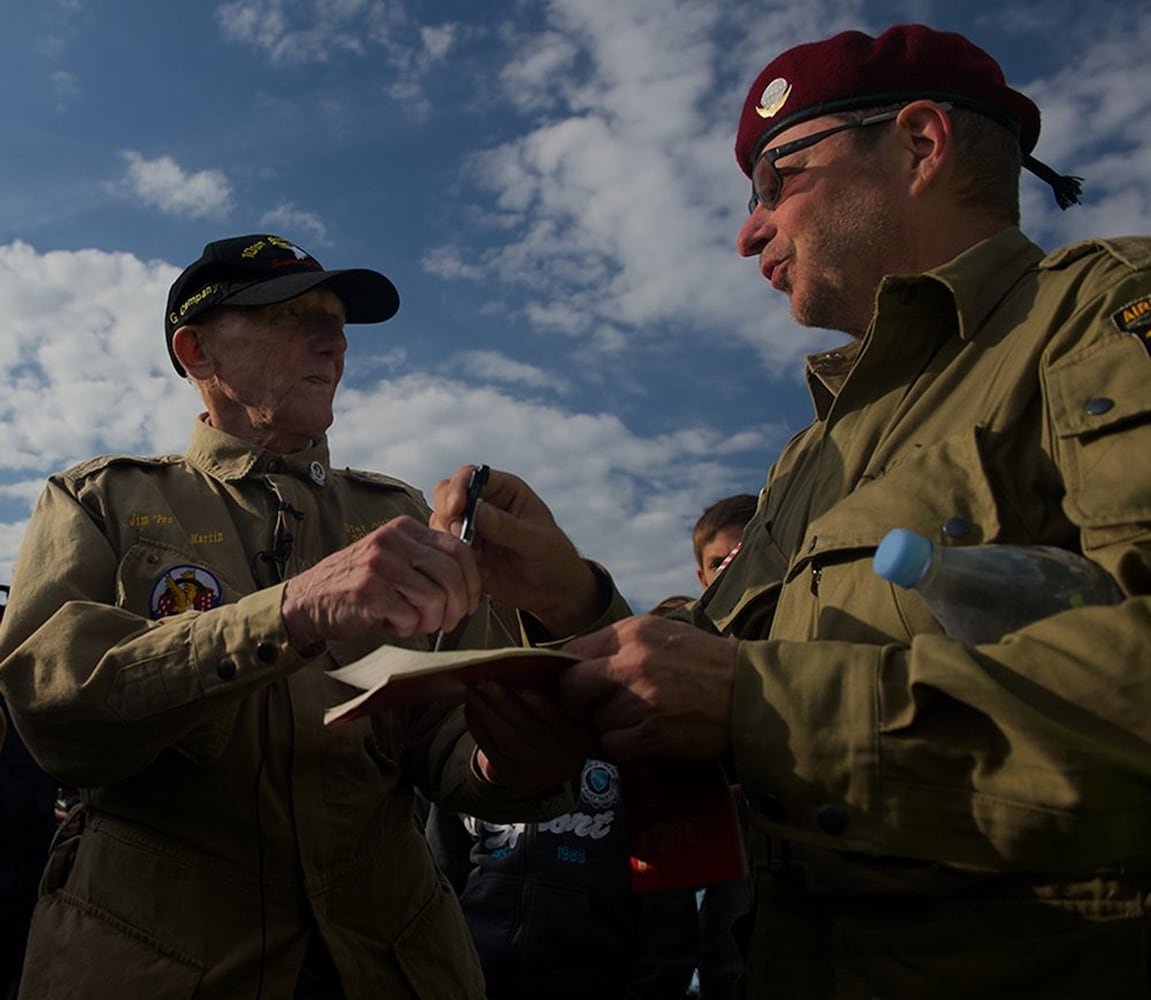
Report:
0,234,618,999
434,24,1151,998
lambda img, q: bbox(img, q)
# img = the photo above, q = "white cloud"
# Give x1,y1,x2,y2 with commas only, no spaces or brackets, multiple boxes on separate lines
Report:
421,245,486,282
116,152,234,219
0,241,197,469
214,0,437,66
260,203,329,245
50,69,78,98
420,24,457,62
0,519,28,592
497,31,580,114
447,350,572,395
438,0,865,376
215,0,369,64
1011,8,1151,244
0,241,202,576
214,0,458,119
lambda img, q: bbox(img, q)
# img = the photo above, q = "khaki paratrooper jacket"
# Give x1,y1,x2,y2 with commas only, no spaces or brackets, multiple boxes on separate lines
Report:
0,419,588,999
701,228,1151,997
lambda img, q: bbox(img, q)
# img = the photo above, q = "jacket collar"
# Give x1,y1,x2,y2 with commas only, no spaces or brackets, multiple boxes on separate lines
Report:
803,227,1047,416
920,226,1046,342
184,415,332,485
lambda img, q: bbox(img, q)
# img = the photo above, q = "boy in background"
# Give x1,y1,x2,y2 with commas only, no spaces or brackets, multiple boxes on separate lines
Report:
692,495,758,589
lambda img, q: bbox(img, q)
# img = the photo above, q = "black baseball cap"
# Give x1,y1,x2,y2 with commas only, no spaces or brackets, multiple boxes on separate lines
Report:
164,234,400,376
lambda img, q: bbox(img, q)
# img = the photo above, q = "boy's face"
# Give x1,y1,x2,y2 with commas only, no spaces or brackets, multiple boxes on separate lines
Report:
697,525,746,589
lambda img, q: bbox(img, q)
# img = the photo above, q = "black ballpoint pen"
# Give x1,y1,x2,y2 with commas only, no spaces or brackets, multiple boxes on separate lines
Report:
432,464,490,651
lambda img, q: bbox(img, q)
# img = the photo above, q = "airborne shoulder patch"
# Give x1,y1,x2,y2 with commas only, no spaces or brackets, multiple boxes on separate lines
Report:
1111,294,1151,356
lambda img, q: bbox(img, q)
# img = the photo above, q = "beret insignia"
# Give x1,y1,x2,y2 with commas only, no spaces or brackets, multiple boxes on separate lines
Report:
756,77,792,119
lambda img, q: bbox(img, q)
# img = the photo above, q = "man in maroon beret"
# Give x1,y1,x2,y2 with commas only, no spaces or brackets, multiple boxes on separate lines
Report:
432,23,1151,997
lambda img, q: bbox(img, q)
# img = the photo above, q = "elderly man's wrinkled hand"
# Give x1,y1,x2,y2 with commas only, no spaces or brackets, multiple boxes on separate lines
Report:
280,515,480,651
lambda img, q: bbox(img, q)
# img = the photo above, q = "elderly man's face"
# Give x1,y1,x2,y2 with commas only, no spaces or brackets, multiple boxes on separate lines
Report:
195,287,348,452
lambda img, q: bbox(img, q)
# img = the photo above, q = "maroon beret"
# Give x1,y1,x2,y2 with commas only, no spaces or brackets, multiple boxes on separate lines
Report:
734,24,1084,209
734,24,1041,175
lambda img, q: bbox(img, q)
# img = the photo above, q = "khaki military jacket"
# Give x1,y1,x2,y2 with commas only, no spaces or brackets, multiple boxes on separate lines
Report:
0,419,577,1000
700,228,1151,997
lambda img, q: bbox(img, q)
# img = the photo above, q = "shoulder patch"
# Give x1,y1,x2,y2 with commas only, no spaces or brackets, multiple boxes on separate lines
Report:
1112,294,1151,356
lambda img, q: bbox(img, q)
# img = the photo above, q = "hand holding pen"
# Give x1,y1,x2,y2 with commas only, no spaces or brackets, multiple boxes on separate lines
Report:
429,465,606,640
432,464,489,650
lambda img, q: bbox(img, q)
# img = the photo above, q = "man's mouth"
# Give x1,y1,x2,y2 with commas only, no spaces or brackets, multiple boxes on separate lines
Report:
762,257,787,290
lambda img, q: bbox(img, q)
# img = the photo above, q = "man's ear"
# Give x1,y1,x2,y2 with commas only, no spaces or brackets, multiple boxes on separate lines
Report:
894,100,953,198
696,566,707,588
171,325,213,380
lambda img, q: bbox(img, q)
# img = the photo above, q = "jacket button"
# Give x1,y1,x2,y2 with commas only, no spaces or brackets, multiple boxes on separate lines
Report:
256,642,278,664
816,804,848,835
1084,397,1114,416
217,659,237,680
941,517,971,539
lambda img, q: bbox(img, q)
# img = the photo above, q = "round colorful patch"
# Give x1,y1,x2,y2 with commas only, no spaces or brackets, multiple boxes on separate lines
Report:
150,564,223,620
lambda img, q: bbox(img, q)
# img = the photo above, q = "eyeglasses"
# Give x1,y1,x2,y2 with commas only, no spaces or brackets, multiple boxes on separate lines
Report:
746,107,909,215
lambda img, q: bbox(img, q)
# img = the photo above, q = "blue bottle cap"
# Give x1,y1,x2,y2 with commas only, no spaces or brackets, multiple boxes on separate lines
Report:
873,529,934,589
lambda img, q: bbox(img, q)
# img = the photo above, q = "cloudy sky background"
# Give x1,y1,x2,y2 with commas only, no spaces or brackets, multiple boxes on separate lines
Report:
0,0,1148,611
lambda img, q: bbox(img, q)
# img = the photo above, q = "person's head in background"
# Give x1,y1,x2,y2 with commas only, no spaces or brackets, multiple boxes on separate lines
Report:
692,494,758,589
649,594,694,617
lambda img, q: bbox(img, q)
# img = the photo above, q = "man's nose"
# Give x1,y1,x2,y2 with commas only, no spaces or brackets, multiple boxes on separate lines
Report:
309,315,347,352
737,206,774,258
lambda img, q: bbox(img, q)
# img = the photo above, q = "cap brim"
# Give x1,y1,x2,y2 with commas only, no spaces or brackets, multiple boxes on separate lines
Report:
222,268,400,324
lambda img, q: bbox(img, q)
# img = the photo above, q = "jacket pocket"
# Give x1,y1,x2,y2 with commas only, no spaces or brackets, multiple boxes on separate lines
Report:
778,426,1003,643
20,892,204,998
1045,334,1151,544
115,538,238,619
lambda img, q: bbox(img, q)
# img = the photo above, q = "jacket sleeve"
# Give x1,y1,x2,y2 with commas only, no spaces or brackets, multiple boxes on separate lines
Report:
0,479,315,786
730,258,1151,873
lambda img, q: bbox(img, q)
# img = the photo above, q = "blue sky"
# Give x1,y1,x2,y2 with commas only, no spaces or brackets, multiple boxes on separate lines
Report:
0,0,1148,611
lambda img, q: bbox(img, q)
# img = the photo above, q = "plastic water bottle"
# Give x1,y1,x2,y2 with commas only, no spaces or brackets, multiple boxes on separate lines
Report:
872,529,1123,645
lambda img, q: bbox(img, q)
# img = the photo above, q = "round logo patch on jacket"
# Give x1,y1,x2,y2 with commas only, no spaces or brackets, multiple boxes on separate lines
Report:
580,760,621,809
150,565,223,619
